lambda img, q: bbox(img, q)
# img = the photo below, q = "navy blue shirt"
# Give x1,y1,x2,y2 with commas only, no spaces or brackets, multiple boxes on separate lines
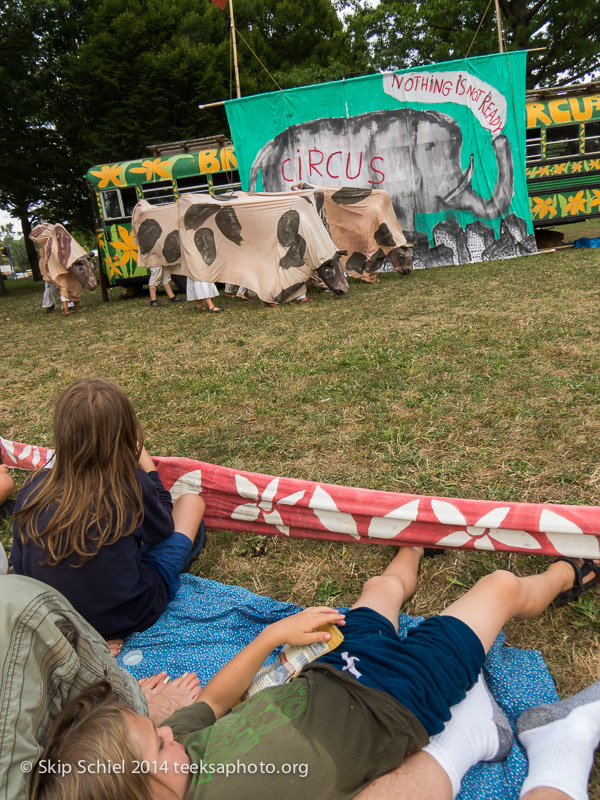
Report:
11,469,174,639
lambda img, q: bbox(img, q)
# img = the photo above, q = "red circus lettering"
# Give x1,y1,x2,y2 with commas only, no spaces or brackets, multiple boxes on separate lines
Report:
368,156,385,185
326,151,342,178
279,150,384,184
346,153,363,180
309,149,324,177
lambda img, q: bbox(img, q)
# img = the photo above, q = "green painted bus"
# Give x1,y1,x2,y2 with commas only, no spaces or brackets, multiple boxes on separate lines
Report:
85,135,240,286
526,83,600,227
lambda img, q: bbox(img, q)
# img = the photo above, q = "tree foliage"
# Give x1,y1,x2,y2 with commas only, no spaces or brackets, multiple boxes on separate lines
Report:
0,0,361,267
341,0,600,88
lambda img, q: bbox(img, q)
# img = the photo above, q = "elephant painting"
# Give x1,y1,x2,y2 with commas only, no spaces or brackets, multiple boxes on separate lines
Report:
248,108,514,240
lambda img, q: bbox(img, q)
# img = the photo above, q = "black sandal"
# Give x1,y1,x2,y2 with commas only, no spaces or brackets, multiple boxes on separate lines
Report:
553,557,600,606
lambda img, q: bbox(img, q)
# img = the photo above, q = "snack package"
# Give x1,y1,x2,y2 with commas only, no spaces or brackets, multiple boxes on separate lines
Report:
243,623,344,700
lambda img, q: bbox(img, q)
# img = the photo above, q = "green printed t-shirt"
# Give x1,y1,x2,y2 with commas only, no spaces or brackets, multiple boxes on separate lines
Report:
165,664,428,800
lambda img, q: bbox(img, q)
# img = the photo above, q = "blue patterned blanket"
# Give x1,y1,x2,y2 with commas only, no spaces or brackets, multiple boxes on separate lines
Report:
118,574,557,800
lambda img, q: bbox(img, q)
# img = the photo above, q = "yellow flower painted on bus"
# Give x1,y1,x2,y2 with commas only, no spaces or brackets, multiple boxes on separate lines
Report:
537,165,551,177
105,254,123,280
564,190,587,216
110,226,138,267
129,158,173,181
532,196,557,219
89,164,124,188
586,159,600,171
570,161,583,173
552,163,568,175
589,190,600,211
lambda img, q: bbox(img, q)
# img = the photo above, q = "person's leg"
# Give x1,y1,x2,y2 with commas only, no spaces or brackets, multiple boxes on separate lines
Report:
439,560,587,653
355,752,452,800
423,675,513,796
350,546,423,629
517,678,600,800
356,676,514,800
171,493,206,545
140,494,206,599
163,281,175,299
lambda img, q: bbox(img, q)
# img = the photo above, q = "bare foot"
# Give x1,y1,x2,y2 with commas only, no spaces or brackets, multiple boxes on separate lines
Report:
106,639,124,657
140,671,202,725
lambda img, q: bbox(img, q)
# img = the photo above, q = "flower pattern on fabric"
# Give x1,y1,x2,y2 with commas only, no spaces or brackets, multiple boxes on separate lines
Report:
308,485,360,539
432,500,540,551
170,470,202,500
367,499,420,539
231,475,305,536
538,509,600,558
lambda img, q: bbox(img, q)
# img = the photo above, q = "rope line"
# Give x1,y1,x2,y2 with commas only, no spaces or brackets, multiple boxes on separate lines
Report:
466,0,495,58
234,26,284,92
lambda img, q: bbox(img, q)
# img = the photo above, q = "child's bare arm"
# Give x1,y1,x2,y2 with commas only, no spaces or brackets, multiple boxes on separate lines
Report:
138,446,156,473
199,607,345,720
0,465,15,505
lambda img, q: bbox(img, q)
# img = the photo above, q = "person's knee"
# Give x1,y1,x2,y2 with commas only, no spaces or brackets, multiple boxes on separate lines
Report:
175,492,205,518
477,570,522,607
363,573,406,596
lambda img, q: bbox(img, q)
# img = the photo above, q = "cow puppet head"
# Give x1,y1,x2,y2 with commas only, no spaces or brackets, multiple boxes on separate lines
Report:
69,254,98,290
315,253,348,295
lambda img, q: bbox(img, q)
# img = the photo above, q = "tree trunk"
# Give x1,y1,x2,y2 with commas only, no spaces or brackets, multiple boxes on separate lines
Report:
20,214,42,281
0,272,10,296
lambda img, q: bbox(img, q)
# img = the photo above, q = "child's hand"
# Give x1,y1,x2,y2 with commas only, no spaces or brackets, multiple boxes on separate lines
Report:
267,607,345,648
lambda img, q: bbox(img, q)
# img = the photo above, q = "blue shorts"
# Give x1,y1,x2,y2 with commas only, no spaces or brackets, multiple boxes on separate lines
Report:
314,607,485,735
140,531,193,601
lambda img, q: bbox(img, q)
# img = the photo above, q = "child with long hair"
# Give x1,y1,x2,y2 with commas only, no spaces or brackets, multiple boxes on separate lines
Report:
11,378,205,651
28,548,599,800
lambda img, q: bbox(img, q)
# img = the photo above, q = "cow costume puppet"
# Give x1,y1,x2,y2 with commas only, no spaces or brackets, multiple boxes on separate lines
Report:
29,223,97,316
290,184,412,281
131,193,348,305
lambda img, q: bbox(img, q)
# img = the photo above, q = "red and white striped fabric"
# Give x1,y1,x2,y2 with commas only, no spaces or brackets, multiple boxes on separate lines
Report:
2,437,599,559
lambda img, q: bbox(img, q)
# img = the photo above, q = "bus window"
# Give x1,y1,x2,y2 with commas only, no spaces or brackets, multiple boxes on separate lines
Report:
545,124,580,159
584,121,600,154
101,190,122,220
526,128,542,162
142,180,176,205
101,187,138,221
211,170,242,195
176,174,210,195
121,187,138,217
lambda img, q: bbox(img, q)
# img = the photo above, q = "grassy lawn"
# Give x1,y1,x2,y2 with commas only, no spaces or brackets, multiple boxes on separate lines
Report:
1,240,600,781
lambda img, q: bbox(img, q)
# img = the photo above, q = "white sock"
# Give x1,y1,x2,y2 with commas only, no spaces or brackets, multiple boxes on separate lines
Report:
519,703,600,800
423,676,505,797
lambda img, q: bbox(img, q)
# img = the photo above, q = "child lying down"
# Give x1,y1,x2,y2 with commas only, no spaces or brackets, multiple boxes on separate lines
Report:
29,547,597,800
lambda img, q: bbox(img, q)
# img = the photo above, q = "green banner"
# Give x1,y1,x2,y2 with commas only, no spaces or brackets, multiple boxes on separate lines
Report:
226,52,535,268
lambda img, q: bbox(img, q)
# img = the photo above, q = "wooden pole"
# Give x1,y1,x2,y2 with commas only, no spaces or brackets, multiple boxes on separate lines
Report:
229,0,241,99
494,0,503,53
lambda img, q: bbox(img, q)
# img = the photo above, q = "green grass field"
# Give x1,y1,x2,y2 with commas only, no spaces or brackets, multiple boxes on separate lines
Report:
1,234,600,785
